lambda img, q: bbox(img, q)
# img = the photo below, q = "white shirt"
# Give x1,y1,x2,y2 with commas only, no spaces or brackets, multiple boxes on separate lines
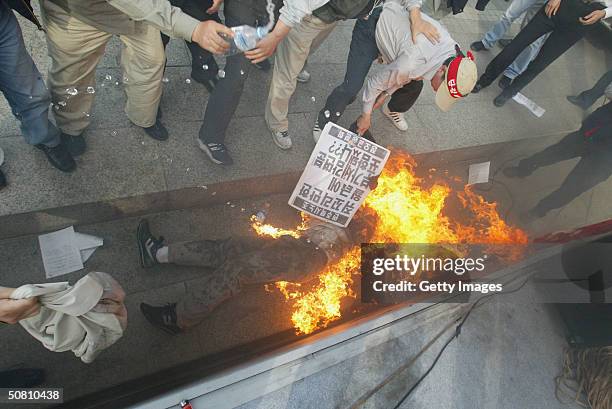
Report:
362,1,456,113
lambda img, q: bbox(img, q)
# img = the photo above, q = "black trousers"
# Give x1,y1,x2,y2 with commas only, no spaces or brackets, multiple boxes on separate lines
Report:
161,0,221,81
520,103,612,214
479,0,604,96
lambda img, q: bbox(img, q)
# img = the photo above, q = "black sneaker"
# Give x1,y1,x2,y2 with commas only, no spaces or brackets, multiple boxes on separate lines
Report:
140,303,182,335
0,169,6,191
35,143,76,173
498,38,513,48
137,219,165,268
566,95,591,110
61,133,86,156
498,75,512,89
142,120,169,141
197,139,233,165
471,81,484,94
470,41,486,52
493,92,512,107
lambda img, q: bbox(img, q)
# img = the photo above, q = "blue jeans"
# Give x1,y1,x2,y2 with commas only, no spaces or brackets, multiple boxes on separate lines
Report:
503,5,549,79
481,0,544,49
0,2,60,147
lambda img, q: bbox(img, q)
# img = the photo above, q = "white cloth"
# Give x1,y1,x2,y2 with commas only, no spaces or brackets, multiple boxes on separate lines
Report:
10,272,127,364
362,1,456,113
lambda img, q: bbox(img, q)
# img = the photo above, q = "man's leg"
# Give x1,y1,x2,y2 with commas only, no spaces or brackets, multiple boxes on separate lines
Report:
475,7,553,89
266,16,337,135
197,0,261,164
316,15,380,135
569,70,612,109
120,24,166,133
175,236,326,329
0,3,59,148
505,131,586,178
497,26,585,104
40,0,110,139
532,151,612,216
380,80,423,132
480,0,538,49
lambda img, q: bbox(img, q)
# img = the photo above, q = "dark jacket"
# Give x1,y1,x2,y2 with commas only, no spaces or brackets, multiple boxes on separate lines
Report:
5,0,43,29
313,0,376,23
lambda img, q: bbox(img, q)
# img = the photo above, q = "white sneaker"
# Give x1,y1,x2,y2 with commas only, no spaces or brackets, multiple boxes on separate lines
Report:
382,103,408,131
312,119,322,143
297,69,311,83
270,129,292,150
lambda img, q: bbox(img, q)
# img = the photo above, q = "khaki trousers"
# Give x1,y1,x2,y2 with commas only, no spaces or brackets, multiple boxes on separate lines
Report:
40,0,165,135
265,15,337,133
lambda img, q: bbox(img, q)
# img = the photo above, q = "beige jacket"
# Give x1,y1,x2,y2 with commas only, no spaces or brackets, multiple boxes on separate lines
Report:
10,272,127,364
44,0,199,39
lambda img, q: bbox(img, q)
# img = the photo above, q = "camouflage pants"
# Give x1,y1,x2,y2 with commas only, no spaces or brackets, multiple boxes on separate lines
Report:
171,236,327,329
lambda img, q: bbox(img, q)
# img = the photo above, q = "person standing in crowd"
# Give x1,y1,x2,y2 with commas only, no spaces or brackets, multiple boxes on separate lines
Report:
0,1,75,172
263,0,442,150
504,102,612,219
161,0,224,93
38,0,234,156
567,70,612,110
313,1,476,141
470,0,549,90
472,0,611,106
197,0,317,166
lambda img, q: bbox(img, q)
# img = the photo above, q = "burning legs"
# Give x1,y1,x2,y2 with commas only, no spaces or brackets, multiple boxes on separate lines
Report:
137,219,327,333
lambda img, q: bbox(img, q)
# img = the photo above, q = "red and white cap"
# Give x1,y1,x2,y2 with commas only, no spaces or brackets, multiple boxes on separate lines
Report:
435,49,478,112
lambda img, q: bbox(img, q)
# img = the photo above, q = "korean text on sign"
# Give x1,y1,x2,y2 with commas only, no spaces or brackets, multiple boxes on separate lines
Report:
289,122,390,227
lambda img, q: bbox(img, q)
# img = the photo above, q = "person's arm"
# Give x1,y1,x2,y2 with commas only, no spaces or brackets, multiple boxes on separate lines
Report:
357,58,414,135
106,0,234,54
244,0,330,63
0,298,39,324
579,0,610,25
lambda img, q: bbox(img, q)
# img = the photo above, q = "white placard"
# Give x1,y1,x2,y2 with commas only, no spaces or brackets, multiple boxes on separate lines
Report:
38,226,84,279
468,161,490,185
289,122,390,227
513,93,545,117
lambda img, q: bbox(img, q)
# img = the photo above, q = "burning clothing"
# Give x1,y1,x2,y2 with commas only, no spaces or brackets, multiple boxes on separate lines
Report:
173,235,328,328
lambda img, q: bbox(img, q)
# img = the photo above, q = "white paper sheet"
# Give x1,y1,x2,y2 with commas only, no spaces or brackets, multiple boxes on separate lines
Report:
513,93,545,117
74,232,103,263
38,227,84,278
468,161,490,185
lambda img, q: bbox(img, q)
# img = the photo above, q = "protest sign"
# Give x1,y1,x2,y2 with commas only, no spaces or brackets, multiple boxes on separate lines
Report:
289,122,390,227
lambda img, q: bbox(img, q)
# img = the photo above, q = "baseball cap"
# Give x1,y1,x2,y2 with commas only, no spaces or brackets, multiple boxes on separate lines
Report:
435,48,478,112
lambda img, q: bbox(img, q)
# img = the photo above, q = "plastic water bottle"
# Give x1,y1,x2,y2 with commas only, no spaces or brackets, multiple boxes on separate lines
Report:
224,25,269,56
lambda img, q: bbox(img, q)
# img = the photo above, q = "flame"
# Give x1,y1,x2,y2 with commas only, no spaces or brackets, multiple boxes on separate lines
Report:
250,214,307,238
252,151,528,335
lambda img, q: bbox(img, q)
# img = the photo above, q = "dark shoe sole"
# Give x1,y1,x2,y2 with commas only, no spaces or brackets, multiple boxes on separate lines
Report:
470,41,486,52
493,94,511,107
35,145,77,173
137,220,153,268
197,139,232,165
140,303,181,335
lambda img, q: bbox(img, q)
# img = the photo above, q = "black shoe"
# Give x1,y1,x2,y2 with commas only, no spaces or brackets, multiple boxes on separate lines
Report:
140,303,182,335
0,169,6,191
254,59,271,72
137,219,165,268
471,81,484,94
142,120,169,141
0,368,45,388
503,165,532,179
498,75,512,89
197,139,233,165
498,38,513,48
493,92,512,107
470,41,486,52
61,133,86,157
35,143,76,173
566,95,591,110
